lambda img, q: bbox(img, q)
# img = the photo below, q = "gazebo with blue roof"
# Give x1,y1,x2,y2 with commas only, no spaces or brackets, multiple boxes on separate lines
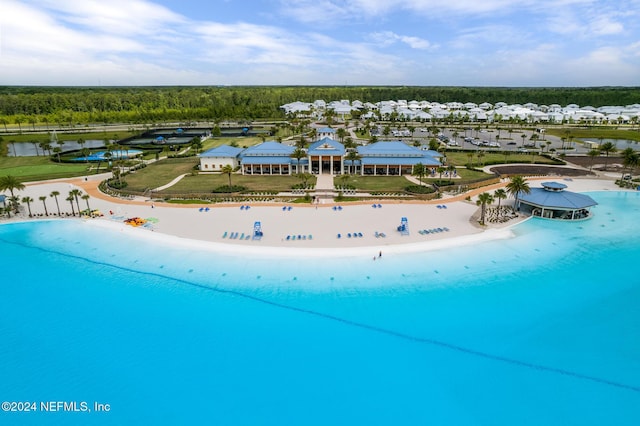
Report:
518,181,598,220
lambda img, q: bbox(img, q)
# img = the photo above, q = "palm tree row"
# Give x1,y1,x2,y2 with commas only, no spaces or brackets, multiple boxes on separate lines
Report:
1,175,93,218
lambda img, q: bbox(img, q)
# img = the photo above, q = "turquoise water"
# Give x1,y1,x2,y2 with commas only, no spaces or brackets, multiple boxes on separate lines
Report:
1,191,639,425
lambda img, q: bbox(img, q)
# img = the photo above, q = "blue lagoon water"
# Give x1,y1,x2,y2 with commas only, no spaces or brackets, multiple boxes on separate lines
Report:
1,191,639,425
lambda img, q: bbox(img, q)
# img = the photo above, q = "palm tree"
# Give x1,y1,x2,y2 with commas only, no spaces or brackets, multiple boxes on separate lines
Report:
599,141,617,171
221,164,235,188
345,150,361,174
493,188,507,218
587,149,600,171
39,195,49,215
22,196,34,217
80,147,91,162
290,148,306,174
466,152,474,167
447,165,456,183
82,194,91,214
476,151,485,166
69,189,82,214
53,146,62,162
336,127,347,143
621,148,638,180
0,175,26,198
50,190,61,215
437,166,445,181
66,195,76,216
476,192,494,225
8,196,20,216
40,140,52,156
412,163,426,186
505,175,531,211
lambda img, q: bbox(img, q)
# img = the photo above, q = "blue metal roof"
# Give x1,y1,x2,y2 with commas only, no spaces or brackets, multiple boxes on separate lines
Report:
241,156,305,165
317,127,336,133
361,157,441,166
356,141,441,166
519,188,597,209
358,141,425,157
308,137,345,156
541,181,567,190
200,145,244,158
241,141,294,157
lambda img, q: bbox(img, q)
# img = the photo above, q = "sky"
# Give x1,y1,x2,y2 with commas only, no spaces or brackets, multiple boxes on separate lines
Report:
1,0,639,87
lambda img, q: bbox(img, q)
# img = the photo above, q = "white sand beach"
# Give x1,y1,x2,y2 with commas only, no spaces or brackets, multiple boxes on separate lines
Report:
6,176,622,257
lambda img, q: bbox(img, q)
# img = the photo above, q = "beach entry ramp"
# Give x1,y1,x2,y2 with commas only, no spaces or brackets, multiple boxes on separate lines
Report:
253,221,263,240
397,217,409,235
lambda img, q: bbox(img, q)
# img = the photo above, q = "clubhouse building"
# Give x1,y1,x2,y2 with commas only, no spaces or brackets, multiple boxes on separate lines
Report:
199,131,442,176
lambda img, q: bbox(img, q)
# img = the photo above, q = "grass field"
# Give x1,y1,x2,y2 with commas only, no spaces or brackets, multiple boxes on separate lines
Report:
546,127,640,141
337,176,412,191
445,151,557,166
200,136,264,151
0,156,92,181
159,174,314,193
123,158,199,191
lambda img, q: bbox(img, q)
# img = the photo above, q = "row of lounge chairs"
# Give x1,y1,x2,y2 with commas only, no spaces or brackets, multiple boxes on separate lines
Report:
222,231,251,240
374,231,387,238
198,207,210,212
436,205,448,209
336,232,363,238
285,234,313,241
239,205,251,210
282,206,293,211
371,204,383,208
418,227,450,235
332,206,343,211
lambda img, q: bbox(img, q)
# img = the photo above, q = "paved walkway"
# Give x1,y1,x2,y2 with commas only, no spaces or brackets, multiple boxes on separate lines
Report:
315,173,334,191
154,174,188,191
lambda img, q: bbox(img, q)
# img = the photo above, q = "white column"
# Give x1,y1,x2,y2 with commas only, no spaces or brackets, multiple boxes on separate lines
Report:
318,155,322,175
330,155,334,175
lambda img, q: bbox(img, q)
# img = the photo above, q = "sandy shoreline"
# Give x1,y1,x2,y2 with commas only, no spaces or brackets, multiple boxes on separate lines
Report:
1,176,622,257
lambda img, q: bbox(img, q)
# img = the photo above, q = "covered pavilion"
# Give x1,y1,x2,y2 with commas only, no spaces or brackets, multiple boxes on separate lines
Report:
518,181,598,220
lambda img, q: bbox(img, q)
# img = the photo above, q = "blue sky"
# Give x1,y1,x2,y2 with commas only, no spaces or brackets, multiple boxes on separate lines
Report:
2,0,639,86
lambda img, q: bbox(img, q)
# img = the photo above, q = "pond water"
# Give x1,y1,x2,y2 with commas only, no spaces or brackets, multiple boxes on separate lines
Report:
580,138,640,151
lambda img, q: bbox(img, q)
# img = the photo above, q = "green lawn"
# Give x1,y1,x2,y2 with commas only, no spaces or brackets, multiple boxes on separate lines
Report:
546,127,640,142
446,151,557,166
161,174,315,193
0,156,91,181
201,136,264,151
339,176,412,192
123,158,200,191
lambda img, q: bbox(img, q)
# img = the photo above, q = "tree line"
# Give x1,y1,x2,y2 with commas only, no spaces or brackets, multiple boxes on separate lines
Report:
1,86,639,127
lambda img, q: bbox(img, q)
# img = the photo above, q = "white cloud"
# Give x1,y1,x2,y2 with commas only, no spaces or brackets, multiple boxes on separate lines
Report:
370,31,433,49
0,0,637,86
589,15,624,36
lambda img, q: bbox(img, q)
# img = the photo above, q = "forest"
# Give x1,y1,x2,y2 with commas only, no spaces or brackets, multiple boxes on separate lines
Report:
1,86,639,127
